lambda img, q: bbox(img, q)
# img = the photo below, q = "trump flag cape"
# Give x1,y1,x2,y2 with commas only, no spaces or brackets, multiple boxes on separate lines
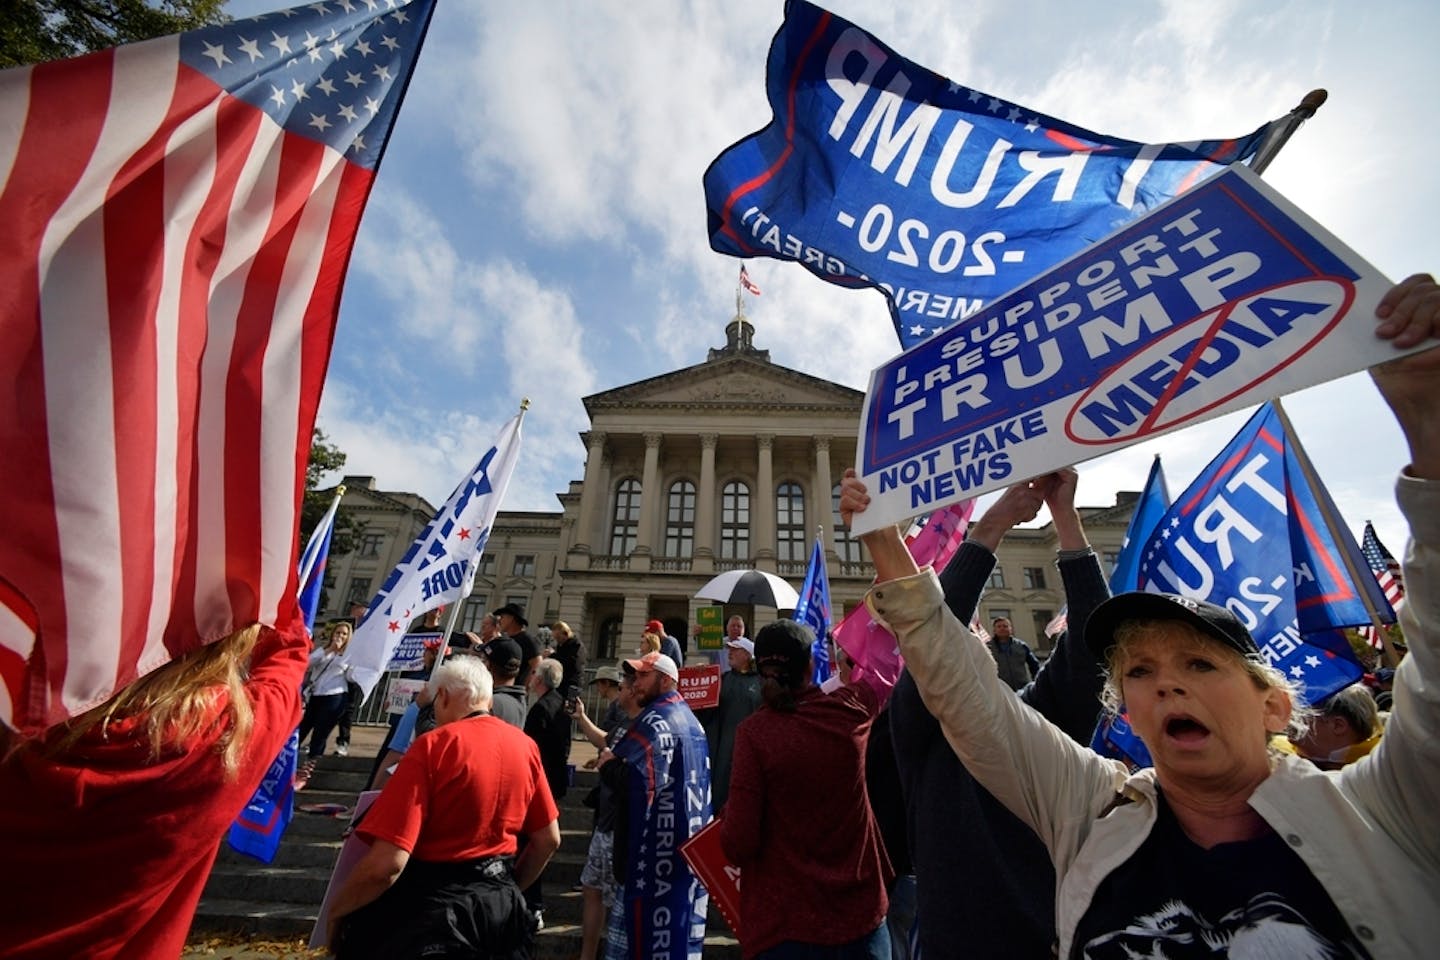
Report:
612,690,712,960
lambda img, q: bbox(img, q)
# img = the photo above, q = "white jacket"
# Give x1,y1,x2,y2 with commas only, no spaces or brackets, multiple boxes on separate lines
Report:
870,472,1440,960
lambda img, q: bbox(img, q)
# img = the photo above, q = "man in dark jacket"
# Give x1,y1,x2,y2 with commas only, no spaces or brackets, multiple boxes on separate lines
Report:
522,657,571,928
986,616,1043,690
550,620,586,700
494,602,540,687
891,468,1110,959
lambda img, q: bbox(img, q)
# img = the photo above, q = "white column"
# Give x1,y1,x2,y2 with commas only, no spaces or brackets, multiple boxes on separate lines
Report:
634,432,662,556
573,431,606,553
696,434,717,559
813,435,833,560
754,434,775,563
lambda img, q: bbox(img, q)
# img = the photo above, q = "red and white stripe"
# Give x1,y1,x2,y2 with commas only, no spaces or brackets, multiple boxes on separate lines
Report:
0,40,370,732
739,264,761,296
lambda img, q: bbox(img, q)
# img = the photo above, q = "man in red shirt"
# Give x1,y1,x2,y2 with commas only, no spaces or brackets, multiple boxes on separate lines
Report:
327,656,561,959
720,619,892,959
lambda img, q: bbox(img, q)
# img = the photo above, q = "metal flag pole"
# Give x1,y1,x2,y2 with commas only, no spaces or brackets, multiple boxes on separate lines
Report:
1249,89,1328,175
1271,398,1401,668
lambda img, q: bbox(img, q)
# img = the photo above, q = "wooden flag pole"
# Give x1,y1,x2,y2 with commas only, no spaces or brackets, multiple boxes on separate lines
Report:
1271,398,1401,668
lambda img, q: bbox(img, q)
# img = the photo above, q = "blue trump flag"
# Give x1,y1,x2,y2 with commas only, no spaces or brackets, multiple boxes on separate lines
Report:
793,533,833,683
1134,403,1378,705
227,731,299,863
1110,456,1171,594
705,0,1290,350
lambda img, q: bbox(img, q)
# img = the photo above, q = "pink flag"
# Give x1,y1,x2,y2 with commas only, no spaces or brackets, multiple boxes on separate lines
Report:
836,500,976,699
0,1,436,734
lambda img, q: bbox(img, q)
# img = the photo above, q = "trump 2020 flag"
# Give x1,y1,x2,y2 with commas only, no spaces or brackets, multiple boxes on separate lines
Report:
1109,456,1171,593
793,533,833,683
227,730,299,863
1134,403,1382,704
704,0,1290,350
0,0,437,733
298,487,345,634
347,410,525,697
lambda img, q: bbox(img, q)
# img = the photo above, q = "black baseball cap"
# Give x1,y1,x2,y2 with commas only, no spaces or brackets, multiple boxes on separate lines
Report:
753,619,815,687
483,637,524,675
1086,592,1261,663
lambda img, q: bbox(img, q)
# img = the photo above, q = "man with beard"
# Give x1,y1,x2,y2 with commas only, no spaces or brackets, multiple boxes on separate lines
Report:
607,652,711,960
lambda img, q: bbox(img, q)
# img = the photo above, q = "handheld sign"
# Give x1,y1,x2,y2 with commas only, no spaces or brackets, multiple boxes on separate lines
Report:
678,665,722,710
680,817,742,941
695,606,725,652
852,165,1417,534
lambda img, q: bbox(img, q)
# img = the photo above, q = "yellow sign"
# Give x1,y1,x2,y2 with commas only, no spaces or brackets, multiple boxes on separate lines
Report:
696,605,725,651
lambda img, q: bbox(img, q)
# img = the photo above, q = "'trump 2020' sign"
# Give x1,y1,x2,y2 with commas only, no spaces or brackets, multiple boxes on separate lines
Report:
851,165,1405,534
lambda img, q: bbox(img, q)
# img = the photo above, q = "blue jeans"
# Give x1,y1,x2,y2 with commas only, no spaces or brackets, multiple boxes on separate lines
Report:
886,874,917,960
757,924,891,960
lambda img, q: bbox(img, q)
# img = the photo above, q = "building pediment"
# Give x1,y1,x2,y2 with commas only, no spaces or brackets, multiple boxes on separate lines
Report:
585,355,862,414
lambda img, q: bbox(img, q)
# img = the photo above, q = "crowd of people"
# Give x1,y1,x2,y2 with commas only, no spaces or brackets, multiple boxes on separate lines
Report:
0,278,1435,960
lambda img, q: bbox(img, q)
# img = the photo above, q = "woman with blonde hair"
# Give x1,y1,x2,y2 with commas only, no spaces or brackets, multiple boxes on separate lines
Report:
0,620,309,958
297,619,356,766
639,631,662,656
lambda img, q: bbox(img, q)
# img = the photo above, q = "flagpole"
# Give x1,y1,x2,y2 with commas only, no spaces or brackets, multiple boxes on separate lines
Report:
430,568,471,674
1248,88,1327,175
1271,398,1400,668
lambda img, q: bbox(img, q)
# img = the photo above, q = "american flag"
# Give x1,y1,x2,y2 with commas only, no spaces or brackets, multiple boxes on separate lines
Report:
739,264,761,296
0,0,436,734
1361,522,1405,608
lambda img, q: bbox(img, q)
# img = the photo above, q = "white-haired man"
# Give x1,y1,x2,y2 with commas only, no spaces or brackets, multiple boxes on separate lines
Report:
328,657,560,959
522,657,572,928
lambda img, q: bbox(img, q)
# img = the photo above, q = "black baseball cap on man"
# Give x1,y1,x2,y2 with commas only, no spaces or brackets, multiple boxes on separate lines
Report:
483,637,524,676
492,603,528,627
1085,592,1262,663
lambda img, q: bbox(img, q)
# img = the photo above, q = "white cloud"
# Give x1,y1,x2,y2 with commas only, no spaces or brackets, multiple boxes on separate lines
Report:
279,0,1435,551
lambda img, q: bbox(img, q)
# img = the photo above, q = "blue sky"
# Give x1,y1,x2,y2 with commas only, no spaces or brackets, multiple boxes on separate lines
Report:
230,0,1437,553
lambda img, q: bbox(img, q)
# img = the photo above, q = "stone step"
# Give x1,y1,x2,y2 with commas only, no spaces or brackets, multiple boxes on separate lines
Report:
191,898,741,958
205,864,332,904
303,752,381,776
189,897,317,938
216,838,343,869
282,809,353,838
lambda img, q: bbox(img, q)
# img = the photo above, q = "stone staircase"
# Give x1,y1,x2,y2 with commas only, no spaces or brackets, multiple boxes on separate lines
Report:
190,734,740,958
